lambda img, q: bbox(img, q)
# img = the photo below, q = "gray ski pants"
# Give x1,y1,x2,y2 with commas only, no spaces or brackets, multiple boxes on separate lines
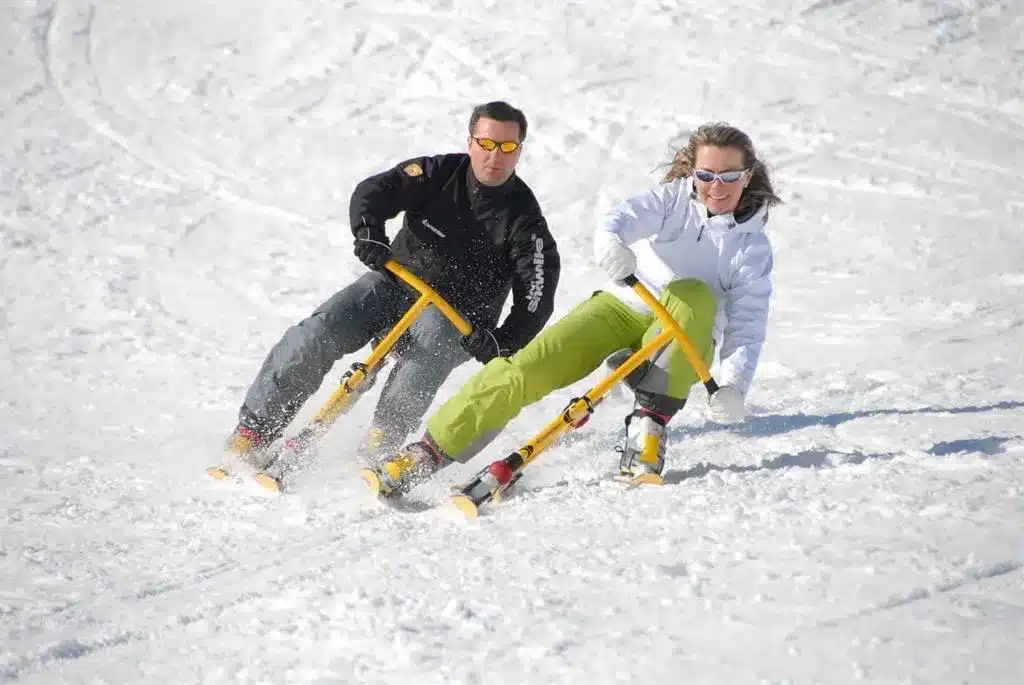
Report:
239,271,472,451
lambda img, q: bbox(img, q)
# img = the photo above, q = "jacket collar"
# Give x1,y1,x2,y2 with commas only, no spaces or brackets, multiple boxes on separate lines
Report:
468,165,515,209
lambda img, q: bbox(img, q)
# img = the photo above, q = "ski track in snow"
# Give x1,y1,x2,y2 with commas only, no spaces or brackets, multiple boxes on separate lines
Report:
2,0,1023,683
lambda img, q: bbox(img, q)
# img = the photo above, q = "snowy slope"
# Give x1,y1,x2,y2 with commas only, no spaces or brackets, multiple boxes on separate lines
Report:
2,0,1023,683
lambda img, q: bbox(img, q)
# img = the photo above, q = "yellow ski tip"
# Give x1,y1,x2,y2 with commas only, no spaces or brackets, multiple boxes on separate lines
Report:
206,465,231,480
252,473,282,493
613,472,666,487
450,495,479,520
358,467,384,496
630,473,665,486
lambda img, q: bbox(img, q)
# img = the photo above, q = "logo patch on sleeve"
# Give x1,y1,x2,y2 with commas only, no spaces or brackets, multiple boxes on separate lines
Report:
403,162,424,177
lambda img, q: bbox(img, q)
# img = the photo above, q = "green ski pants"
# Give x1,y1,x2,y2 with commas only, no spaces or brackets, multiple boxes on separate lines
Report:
427,279,717,460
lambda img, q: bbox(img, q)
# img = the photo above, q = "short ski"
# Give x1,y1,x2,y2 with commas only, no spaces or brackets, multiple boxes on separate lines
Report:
206,464,283,493
357,467,387,497
612,472,665,487
206,428,320,494
357,457,666,519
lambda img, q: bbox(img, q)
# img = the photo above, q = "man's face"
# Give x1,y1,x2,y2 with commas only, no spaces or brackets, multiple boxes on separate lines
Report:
467,117,522,186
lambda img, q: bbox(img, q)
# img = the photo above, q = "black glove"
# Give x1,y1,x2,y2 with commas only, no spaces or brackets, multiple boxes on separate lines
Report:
460,328,504,364
353,221,391,271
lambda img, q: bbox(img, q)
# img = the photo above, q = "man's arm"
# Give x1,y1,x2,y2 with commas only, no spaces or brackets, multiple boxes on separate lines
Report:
493,216,561,354
348,156,451,235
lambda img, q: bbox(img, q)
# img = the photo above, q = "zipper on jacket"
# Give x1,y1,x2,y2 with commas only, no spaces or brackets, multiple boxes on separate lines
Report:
697,217,737,242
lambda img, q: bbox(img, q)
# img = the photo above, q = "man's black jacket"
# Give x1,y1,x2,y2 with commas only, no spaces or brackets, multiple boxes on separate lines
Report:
349,153,560,355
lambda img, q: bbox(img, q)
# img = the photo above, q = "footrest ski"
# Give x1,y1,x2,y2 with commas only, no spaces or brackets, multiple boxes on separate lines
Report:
358,467,387,497
357,467,438,514
450,494,481,520
631,473,665,486
613,472,666,487
206,465,231,480
206,464,283,494
448,457,524,518
252,472,282,492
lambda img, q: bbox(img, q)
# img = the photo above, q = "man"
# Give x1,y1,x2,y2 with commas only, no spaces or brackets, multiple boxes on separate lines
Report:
223,101,561,478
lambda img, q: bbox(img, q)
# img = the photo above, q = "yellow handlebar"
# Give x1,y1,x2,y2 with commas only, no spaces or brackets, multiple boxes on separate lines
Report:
625,276,719,394
385,260,473,336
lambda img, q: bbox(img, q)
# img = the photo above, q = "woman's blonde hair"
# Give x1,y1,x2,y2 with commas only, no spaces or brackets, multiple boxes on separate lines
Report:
662,122,782,218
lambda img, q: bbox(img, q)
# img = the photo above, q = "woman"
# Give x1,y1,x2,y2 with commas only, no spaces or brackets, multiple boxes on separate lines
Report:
373,122,781,496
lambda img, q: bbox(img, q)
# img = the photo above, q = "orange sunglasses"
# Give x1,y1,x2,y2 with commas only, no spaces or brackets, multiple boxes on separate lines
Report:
472,137,521,153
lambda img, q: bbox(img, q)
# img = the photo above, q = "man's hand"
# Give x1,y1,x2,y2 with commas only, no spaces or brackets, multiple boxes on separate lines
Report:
460,328,504,364
353,221,392,271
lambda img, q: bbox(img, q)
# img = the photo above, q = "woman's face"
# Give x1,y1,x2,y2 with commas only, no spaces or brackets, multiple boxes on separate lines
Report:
693,145,750,215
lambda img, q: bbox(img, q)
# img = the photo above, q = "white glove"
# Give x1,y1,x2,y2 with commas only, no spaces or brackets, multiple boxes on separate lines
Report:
708,385,746,423
596,242,637,282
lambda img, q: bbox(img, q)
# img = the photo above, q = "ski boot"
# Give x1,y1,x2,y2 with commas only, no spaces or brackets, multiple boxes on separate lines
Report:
359,438,451,498
617,409,668,486
255,429,319,492
207,424,281,490
355,424,402,465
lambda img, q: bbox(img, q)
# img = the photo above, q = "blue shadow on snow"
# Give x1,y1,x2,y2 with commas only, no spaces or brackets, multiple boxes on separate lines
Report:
694,399,1024,440
662,435,1019,484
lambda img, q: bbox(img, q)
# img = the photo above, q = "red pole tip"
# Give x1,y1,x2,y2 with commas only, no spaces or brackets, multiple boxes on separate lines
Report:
488,460,515,485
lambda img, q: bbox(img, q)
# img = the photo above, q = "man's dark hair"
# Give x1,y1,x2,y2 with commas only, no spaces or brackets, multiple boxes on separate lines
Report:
469,101,528,141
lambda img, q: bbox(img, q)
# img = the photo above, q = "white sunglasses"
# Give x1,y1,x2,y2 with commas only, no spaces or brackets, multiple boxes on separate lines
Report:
693,168,748,183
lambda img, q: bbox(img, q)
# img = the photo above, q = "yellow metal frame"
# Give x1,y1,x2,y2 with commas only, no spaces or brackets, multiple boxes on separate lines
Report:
307,260,472,430
451,278,721,516
502,278,717,473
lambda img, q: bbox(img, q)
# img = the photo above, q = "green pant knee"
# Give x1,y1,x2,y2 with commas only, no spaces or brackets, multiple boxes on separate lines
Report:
427,357,527,460
662,278,716,311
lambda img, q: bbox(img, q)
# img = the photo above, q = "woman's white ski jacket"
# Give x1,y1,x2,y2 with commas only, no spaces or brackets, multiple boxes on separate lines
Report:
594,177,774,396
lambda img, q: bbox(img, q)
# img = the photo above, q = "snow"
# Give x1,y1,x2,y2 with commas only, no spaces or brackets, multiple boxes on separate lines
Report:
2,0,1023,683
